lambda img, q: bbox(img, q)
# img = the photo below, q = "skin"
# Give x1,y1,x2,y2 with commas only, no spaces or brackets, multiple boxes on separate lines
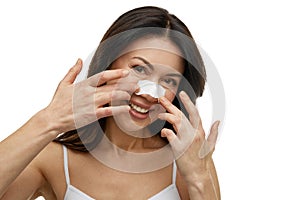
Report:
106,36,184,140
0,37,220,199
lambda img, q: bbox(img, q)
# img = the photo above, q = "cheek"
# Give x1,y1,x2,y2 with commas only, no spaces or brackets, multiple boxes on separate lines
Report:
164,90,176,102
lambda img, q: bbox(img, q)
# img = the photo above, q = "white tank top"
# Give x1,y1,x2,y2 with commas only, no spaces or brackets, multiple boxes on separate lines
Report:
63,146,181,200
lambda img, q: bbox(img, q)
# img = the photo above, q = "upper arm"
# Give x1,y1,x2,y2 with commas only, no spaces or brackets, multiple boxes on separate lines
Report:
1,161,46,199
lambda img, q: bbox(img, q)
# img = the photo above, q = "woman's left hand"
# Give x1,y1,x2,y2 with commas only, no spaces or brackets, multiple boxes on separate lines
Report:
158,91,220,184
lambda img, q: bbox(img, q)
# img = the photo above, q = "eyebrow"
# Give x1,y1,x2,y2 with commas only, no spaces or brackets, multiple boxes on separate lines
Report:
165,73,182,78
132,56,183,78
132,56,154,70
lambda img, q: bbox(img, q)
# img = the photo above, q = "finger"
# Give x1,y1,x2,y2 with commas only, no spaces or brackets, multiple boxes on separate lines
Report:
179,91,202,129
95,84,118,93
88,69,129,87
199,121,220,159
94,90,131,107
207,120,220,146
111,90,131,102
95,105,130,119
115,81,139,93
158,113,180,124
60,59,82,85
97,82,139,94
158,96,181,116
161,128,178,144
158,113,182,133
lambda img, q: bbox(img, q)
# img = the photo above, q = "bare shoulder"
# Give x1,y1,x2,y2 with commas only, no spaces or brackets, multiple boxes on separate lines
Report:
31,142,66,199
1,143,61,199
33,142,64,167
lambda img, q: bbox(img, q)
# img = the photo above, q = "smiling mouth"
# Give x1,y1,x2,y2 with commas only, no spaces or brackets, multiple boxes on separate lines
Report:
129,103,149,114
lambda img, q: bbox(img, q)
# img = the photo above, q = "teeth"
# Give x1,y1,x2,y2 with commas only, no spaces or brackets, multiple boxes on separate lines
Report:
130,103,149,113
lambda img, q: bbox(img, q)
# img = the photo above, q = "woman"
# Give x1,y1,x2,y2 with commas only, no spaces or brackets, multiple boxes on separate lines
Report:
0,6,220,199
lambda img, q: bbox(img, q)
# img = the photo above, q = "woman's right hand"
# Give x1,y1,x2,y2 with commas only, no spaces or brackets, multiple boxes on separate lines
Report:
43,59,133,134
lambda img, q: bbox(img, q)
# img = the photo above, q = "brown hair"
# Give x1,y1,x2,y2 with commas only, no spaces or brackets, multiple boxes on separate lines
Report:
54,6,206,152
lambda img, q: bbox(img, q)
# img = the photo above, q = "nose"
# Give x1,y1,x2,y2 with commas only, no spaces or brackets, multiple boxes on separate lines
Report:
135,80,166,99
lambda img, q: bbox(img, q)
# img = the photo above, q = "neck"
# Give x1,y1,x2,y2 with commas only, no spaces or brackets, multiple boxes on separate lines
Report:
104,117,166,152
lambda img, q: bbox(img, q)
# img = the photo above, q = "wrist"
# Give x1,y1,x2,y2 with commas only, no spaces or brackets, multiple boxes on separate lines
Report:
185,171,215,199
183,158,210,185
34,108,61,138
184,167,210,187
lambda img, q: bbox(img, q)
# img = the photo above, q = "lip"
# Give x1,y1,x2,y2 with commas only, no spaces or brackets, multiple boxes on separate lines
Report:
128,96,158,120
129,99,152,110
129,108,149,120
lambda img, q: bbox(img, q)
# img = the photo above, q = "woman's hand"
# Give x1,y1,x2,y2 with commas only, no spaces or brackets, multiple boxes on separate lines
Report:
158,91,220,199
43,59,133,134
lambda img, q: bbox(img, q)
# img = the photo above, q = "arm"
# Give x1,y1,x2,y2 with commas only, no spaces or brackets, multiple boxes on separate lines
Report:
0,160,51,199
0,58,84,197
185,158,220,200
158,92,221,200
176,157,220,200
0,59,131,198
0,110,58,198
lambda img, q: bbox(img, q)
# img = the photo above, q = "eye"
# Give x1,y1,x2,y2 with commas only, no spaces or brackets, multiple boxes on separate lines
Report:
133,65,148,74
161,78,178,87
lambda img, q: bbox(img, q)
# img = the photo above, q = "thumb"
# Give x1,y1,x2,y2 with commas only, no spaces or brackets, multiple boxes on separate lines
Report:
61,59,83,85
207,120,220,145
199,121,220,159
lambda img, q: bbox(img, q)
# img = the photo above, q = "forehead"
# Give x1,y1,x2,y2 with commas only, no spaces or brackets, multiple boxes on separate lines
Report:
118,37,184,74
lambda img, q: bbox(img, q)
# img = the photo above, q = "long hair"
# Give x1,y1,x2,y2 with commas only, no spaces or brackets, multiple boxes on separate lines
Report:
54,6,206,152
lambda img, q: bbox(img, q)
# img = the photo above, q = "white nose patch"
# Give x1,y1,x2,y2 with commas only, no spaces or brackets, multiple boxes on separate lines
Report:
135,80,166,98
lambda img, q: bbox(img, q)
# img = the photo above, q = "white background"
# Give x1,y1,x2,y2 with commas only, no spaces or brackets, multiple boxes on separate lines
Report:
0,0,299,199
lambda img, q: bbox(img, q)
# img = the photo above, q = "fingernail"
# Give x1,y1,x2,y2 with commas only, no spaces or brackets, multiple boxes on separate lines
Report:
179,91,187,98
122,70,129,76
135,86,140,93
76,58,81,65
215,121,220,129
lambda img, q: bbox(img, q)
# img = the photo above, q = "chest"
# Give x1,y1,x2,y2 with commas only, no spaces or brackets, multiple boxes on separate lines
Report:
72,164,173,199
46,155,174,200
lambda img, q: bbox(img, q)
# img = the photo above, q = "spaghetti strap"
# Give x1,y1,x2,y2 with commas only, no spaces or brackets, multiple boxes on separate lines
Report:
63,145,70,185
172,161,177,184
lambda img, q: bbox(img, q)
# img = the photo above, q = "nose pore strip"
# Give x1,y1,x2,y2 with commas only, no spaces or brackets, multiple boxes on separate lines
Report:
135,80,166,98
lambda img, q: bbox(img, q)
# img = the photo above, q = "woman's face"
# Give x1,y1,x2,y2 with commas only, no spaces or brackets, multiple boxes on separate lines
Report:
109,36,184,135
